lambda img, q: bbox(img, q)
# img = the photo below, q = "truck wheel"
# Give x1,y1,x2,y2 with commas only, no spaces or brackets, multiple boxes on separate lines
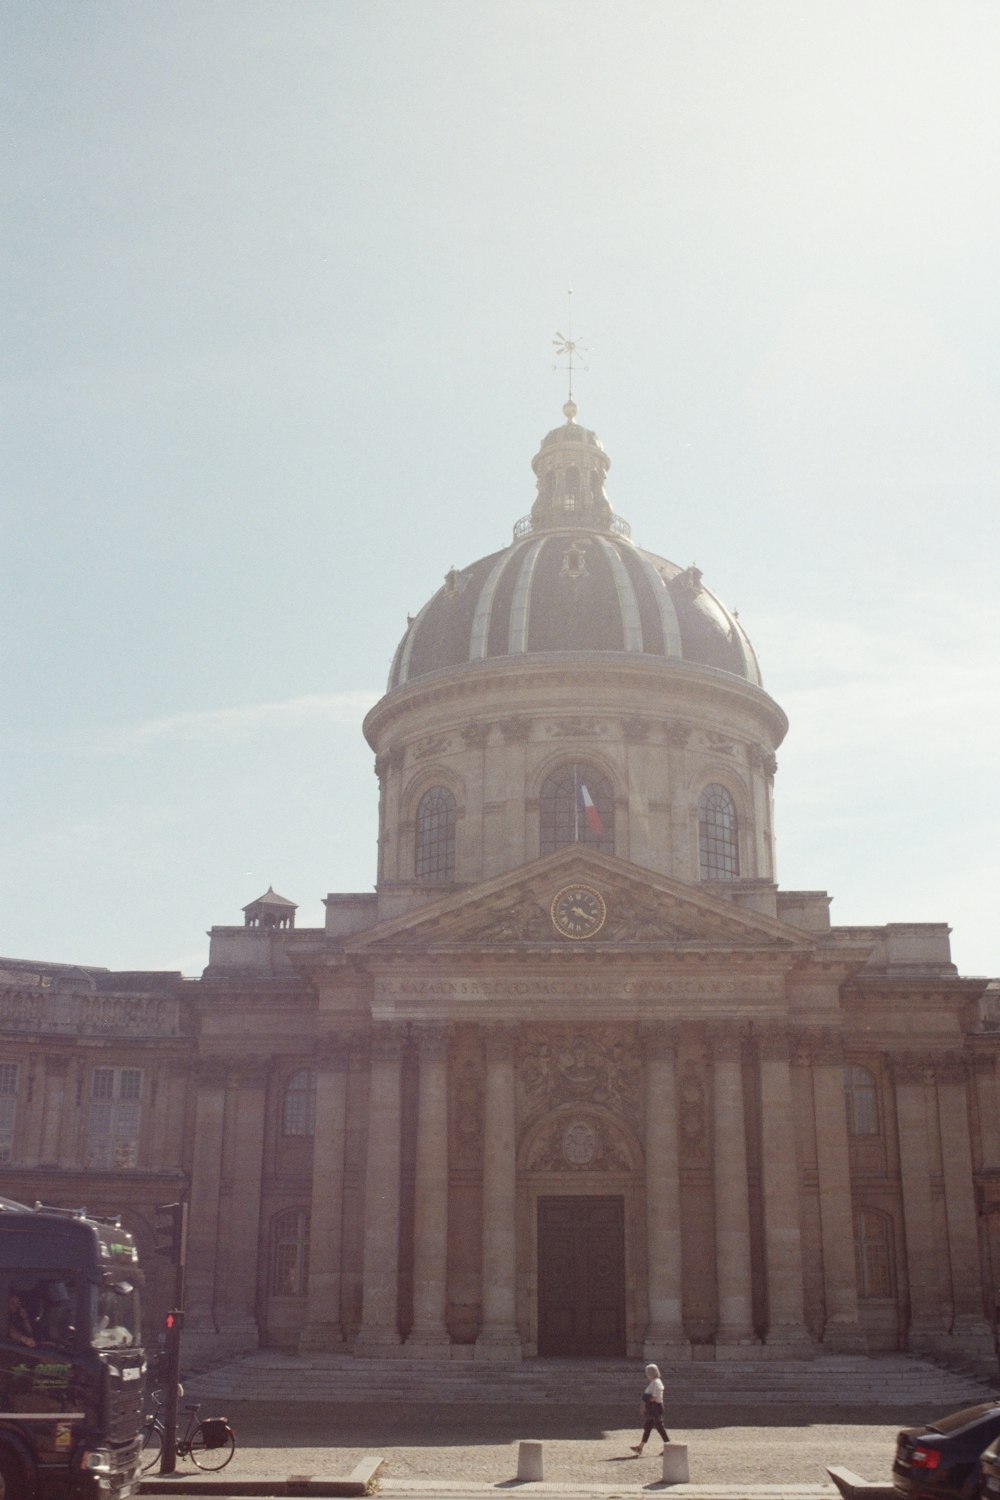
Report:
0,1449,28,1500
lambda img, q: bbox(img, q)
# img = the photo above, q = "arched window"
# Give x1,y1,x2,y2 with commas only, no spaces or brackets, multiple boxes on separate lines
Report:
854,1209,893,1299
540,763,614,856
415,786,457,881
270,1209,310,1296
844,1065,879,1137
282,1069,316,1137
698,784,739,879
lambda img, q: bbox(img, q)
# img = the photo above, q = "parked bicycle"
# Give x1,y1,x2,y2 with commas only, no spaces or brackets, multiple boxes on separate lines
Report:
140,1390,236,1472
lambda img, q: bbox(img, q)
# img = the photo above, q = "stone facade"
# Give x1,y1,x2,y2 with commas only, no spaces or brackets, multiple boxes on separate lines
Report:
1,406,997,1365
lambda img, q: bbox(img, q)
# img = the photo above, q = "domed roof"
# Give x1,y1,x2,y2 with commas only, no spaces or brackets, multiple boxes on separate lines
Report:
387,407,761,692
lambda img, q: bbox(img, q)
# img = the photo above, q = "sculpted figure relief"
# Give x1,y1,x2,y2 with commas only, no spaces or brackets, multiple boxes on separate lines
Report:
518,1026,640,1126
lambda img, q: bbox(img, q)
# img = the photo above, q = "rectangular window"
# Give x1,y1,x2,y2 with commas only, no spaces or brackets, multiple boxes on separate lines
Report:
87,1067,142,1169
0,1063,18,1164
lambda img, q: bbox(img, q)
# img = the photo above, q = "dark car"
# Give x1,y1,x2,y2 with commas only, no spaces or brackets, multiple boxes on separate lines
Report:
893,1404,1000,1500
976,1434,1000,1500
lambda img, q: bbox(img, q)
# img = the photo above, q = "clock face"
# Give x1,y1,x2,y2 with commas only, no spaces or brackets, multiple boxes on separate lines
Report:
550,884,607,940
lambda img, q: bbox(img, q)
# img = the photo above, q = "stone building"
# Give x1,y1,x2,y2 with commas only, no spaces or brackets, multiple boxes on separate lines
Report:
2,401,998,1364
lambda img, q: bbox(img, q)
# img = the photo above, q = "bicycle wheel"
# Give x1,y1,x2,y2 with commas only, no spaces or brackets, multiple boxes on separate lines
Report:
188,1421,235,1470
139,1420,163,1474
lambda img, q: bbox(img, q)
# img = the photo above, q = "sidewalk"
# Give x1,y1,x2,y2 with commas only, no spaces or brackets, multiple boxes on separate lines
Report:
137,1408,906,1497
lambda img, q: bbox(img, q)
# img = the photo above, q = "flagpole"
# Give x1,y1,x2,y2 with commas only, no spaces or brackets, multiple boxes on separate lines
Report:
574,765,580,843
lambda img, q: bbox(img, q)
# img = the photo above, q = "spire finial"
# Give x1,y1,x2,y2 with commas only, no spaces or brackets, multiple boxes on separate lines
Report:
552,289,588,415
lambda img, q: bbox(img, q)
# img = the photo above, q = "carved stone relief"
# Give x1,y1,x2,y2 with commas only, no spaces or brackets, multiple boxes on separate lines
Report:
526,1112,631,1172
517,1026,641,1128
546,717,601,738
678,1058,708,1162
476,895,551,942
449,1055,484,1167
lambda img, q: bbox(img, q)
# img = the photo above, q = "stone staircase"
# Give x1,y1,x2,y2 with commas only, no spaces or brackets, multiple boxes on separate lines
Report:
187,1352,998,1408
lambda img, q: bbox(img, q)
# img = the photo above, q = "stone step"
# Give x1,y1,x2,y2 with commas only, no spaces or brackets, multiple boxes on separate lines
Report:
187,1353,997,1409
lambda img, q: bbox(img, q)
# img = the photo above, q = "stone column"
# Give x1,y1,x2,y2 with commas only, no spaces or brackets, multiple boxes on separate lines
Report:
935,1054,992,1350
21,1053,46,1167
709,1025,759,1352
215,1059,269,1345
475,1023,522,1359
185,1062,229,1336
642,1023,690,1359
355,1023,405,1354
810,1033,865,1350
39,1056,68,1165
892,1053,947,1350
406,1022,451,1350
758,1027,813,1352
55,1057,81,1165
300,1038,352,1351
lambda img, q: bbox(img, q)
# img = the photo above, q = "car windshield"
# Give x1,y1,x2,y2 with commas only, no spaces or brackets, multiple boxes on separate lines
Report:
929,1404,1000,1435
89,1275,141,1349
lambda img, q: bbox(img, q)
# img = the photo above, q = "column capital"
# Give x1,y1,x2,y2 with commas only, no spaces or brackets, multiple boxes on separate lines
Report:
755,1024,795,1062
482,1022,518,1063
934,1052,969,1086
369,1021,406,1063
639,1021,680,1060
412,1021,451,1061
706,1022,748,1063
807,1028,846,1066
890,1051,935,1086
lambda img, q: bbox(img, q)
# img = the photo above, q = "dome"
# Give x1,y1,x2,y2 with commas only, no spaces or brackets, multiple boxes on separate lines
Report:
388,407,761,691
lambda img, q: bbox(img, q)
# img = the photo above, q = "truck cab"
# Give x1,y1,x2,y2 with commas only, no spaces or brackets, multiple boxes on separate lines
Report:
0,1200,145,1500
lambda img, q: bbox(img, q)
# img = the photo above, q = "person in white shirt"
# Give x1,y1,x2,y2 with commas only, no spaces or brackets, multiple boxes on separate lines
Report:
631,1363,670,1455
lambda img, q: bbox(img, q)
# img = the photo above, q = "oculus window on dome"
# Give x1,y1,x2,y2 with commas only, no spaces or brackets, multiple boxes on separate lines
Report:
698,783,739,880
540,763,614,856
415,786,457,881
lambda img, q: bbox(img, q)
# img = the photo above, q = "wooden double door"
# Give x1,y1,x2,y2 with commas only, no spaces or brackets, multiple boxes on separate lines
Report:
537,1195,626,1356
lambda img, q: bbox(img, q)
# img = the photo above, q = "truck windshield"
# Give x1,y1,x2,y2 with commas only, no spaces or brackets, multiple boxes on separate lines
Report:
89,1276,141,1349
7,1272,84,1350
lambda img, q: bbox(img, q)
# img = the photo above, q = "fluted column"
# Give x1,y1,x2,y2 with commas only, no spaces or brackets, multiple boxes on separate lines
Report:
406,1022,451,1349
355,1023,404,1354
642,1023,690,1359
935,1054,992,1349
710,1025,759,1351
300,1039,351,1351
758,1026,813,1352
475,1023,522,1360
892,1053,947,1350
810,1033,865,1351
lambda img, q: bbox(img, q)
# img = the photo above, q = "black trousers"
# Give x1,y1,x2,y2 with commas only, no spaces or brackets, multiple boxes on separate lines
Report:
641,1402,669,1443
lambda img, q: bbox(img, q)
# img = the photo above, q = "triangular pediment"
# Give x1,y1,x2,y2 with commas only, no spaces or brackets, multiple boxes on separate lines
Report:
345,847,813,954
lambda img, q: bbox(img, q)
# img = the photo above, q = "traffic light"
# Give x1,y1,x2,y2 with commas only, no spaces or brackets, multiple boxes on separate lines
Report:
164,1309,185,1333
154,1202,188,1265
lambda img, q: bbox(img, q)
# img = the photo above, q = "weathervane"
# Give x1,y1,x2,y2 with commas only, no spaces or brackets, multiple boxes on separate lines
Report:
552,289,588,407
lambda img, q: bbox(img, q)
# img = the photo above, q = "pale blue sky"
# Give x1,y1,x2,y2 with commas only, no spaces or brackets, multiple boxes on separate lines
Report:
2,0,998,977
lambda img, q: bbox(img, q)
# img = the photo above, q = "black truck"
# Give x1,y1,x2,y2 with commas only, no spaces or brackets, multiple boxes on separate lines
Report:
0,1198,145,1500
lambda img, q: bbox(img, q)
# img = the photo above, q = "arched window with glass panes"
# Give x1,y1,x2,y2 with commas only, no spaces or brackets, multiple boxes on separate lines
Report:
415,786,457,881
539,763,614,856
270,1208,310,1297
282,1069,316,1138
698,784,739,879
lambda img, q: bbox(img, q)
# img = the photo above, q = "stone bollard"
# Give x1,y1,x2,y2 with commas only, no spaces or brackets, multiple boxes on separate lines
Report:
517,1440,544,1481
661,1442,690,1484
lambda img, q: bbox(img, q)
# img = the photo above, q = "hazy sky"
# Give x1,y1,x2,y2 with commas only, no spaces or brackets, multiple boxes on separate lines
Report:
3,0,998,979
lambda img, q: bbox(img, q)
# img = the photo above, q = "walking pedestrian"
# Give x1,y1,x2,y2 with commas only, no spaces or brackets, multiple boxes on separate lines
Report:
631,1362,669,1455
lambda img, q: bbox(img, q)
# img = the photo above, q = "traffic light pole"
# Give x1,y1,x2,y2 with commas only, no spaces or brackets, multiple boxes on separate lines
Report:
154,1202,188,1475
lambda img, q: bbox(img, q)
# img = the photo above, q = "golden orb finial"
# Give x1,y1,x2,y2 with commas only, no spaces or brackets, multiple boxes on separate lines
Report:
563,398,578,421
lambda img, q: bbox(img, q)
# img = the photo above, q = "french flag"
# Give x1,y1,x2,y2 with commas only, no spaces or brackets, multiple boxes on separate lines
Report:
578,780,604,836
